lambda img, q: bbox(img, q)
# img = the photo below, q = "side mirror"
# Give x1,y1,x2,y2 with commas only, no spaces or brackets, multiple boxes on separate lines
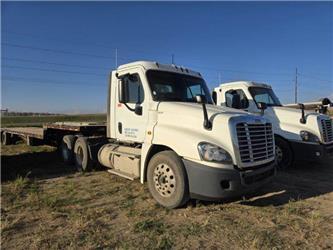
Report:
134,105,142,116
257,102,267,110
257,102,267,115
118,79,129,103
196,95,206,104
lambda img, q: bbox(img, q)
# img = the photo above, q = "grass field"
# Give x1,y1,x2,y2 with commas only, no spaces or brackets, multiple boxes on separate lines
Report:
1,142,333,249
1,114,106,127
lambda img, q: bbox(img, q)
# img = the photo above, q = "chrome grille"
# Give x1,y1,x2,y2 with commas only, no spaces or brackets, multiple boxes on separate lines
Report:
321,119,333,143
236,123,274,163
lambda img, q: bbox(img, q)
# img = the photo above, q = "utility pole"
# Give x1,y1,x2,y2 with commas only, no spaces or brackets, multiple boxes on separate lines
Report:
115,48,118,68
171,54,175,64
295,67,298,103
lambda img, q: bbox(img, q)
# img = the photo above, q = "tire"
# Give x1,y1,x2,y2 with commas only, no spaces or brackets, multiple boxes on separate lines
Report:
1,132,11,145
275,137,293,170
74,137,94,172
61,135,76,165
147,150,189,209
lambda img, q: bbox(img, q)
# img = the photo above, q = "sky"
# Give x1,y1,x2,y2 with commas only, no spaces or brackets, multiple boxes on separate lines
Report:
1,1,332,113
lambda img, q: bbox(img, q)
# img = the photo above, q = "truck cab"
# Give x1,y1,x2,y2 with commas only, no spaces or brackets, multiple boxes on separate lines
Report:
212,81,333,169
71,63,276,208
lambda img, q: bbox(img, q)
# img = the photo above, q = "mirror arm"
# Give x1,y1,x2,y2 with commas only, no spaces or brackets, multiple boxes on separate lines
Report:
123,103,135,112
196,95,212,130
122,103,142,116
202,103,212,130
298,103,306,124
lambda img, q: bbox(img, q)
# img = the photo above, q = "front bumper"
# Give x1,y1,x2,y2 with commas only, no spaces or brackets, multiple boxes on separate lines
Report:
182,159,276,201
290,140,333,162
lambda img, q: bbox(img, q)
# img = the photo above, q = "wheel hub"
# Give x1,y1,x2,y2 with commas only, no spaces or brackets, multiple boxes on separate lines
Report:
275,145,283,163
153,163,176,197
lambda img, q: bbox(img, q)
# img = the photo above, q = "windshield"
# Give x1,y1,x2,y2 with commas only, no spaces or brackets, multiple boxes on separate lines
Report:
249,87,282,107
146,70,213,104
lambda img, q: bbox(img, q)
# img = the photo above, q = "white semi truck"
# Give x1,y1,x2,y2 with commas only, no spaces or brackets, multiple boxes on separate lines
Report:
2,62,276,208
212,81,333,169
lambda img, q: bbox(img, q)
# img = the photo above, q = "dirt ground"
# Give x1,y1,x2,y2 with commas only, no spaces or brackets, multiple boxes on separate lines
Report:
1,143,333,249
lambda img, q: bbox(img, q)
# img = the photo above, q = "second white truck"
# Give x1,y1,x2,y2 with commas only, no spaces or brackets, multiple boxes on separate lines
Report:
212,81,333,169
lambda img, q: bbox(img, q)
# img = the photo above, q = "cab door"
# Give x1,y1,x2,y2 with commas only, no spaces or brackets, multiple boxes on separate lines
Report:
115,69,149,143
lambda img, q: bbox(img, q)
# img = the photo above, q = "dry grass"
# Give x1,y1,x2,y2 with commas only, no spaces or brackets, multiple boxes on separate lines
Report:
1,143,333,249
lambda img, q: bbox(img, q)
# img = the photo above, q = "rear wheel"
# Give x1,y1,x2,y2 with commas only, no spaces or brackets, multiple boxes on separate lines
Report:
74,137,94,172
147,150,189,209
275,137,293,170
61,135,76,165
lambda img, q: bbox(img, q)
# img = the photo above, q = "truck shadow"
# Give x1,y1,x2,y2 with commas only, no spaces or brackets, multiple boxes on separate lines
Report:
1,150,78,181
238,160,333,207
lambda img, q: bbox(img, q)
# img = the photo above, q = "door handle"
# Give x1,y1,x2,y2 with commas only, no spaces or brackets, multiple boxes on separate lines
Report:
118,122,122,134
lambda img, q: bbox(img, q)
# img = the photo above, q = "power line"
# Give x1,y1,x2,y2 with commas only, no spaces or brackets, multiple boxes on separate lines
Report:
2,32,296,77
3,30,162,58
4,31,332,83
3,65,106,77
1,42,301,79
2,76,106,87
2,42,121,60
2,57,111,71
299,73,333,84
185,63,294,77
3,39,331,95
3,30,118,50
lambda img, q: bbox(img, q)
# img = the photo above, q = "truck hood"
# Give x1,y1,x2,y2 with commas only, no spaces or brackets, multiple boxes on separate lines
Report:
152,102,273,167
157,102,250,121
267,106,329,142
270,106,316,118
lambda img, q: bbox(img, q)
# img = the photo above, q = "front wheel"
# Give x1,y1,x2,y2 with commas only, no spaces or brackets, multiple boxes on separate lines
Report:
147,150,189,209
275,137,293,170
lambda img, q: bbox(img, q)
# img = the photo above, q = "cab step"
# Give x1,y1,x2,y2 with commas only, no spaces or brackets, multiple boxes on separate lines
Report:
107,169,138,181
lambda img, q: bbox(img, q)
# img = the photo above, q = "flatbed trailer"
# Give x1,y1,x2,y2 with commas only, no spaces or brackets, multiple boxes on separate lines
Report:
1,122,106,146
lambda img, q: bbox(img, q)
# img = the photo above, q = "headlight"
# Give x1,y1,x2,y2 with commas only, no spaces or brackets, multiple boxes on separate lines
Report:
300,131,320,142
198,142,232,163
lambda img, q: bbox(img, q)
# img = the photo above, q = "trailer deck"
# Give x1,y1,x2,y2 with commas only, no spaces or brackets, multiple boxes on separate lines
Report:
1,127,45,139
1,122,106,146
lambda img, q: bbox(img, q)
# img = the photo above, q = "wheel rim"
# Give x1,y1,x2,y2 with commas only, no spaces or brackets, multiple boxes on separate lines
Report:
275,145,283,164
153,163,176,197
76,146,84,166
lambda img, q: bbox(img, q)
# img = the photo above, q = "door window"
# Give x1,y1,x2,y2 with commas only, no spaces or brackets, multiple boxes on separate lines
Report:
124,74,144,104
225,89,249,109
